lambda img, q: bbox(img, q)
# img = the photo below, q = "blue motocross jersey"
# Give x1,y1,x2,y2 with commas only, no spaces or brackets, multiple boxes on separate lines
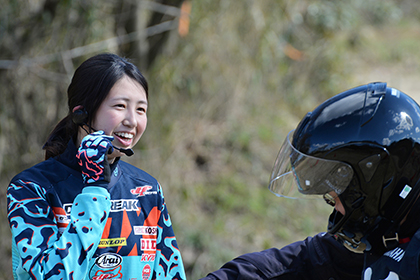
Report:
7,140,186,280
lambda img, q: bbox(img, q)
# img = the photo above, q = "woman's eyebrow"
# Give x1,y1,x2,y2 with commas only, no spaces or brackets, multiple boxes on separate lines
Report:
111,97,148,105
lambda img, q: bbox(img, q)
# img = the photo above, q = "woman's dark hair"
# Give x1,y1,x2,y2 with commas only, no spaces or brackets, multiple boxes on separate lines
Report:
43,53,148,160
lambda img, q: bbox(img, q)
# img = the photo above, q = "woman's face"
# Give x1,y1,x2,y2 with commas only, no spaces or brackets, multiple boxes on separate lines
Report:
90,76,148,160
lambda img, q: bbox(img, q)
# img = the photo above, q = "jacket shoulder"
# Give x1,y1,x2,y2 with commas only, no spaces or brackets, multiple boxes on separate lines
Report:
10,158,75,188
119,161,158,186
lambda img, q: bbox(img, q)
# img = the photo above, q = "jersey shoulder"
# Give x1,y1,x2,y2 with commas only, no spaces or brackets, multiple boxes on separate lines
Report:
118,161,158,186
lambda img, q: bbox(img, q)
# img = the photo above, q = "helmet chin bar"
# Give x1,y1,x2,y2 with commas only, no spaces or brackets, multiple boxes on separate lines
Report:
329,180,420,255
328,208,369,253
331,205,408,255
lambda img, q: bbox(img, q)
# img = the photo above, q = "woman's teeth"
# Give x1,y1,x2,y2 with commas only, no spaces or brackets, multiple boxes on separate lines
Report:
115,132,133,139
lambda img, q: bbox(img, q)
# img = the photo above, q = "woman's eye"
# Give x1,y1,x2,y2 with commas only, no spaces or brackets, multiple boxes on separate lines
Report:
138,107,147,113
115,104,125,108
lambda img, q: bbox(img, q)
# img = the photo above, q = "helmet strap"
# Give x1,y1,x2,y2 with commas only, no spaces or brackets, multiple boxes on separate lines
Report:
364,218,400,255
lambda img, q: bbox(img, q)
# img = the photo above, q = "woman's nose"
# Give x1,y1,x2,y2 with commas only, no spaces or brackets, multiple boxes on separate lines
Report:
122,110,137,127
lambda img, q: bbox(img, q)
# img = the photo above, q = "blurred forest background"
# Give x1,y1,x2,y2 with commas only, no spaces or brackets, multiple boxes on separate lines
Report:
2,0,420,279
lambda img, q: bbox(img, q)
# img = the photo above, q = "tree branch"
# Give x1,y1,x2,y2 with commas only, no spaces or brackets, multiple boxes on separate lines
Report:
0,19,178,70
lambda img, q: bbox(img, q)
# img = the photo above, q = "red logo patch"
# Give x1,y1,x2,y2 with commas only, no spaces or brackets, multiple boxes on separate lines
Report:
130,186,152,197
142,264,151,280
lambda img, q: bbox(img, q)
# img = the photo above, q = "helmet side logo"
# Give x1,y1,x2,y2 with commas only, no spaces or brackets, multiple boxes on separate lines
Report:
399,185,412,199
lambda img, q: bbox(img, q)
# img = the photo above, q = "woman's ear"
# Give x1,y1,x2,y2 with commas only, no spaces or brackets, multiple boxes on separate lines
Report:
72,106,88,125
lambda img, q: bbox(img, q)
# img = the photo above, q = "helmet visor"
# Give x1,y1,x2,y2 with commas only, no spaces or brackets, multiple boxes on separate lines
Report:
269,130,354,199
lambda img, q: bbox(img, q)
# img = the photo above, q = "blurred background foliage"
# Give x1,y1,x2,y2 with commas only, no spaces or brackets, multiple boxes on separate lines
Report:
1,0,420,279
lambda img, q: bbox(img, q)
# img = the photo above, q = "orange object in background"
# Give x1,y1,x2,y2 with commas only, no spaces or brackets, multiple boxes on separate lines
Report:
284,43,304,61
178,1,192,37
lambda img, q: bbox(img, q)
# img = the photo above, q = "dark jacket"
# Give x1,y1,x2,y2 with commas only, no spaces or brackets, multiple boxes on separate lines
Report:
201,215,420,280
201,232,364,280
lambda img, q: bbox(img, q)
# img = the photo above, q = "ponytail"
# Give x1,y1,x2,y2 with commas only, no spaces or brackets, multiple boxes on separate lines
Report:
43,115,78,160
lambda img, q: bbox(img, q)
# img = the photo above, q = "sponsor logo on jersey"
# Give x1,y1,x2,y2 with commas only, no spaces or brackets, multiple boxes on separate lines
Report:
95,253,123,268
92,266,123,280
63,203,73,215
141,238,157,251
384,247,405,262
142,264,151,280
98,238,127,248
55,214,70,224
110,199,139,212
141,253,156,262
130,186,153,197
134,226,158,236
52,207,70,233
63,199,139,215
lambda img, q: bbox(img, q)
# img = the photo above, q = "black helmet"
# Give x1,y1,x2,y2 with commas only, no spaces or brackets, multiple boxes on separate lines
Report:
269,82,420,254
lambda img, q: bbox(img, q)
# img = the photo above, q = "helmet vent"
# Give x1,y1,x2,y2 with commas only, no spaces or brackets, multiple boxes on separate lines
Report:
361,83,387,127
358,154,381,182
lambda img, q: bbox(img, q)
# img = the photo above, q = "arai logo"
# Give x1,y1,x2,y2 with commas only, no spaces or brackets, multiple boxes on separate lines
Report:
95,253,122,268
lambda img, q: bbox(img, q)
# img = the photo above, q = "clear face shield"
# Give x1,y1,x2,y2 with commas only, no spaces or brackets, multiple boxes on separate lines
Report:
268,130,354,201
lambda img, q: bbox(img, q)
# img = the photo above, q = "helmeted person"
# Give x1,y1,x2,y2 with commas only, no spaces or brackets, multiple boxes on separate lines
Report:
201,82,420,280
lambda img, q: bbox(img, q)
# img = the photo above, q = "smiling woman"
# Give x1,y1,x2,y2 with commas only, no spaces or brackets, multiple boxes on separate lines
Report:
84,76,148,163
6,53,186,280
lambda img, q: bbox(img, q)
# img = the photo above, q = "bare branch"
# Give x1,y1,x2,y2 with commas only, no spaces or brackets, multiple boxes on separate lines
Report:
0,19,178,71
139,0,182,17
